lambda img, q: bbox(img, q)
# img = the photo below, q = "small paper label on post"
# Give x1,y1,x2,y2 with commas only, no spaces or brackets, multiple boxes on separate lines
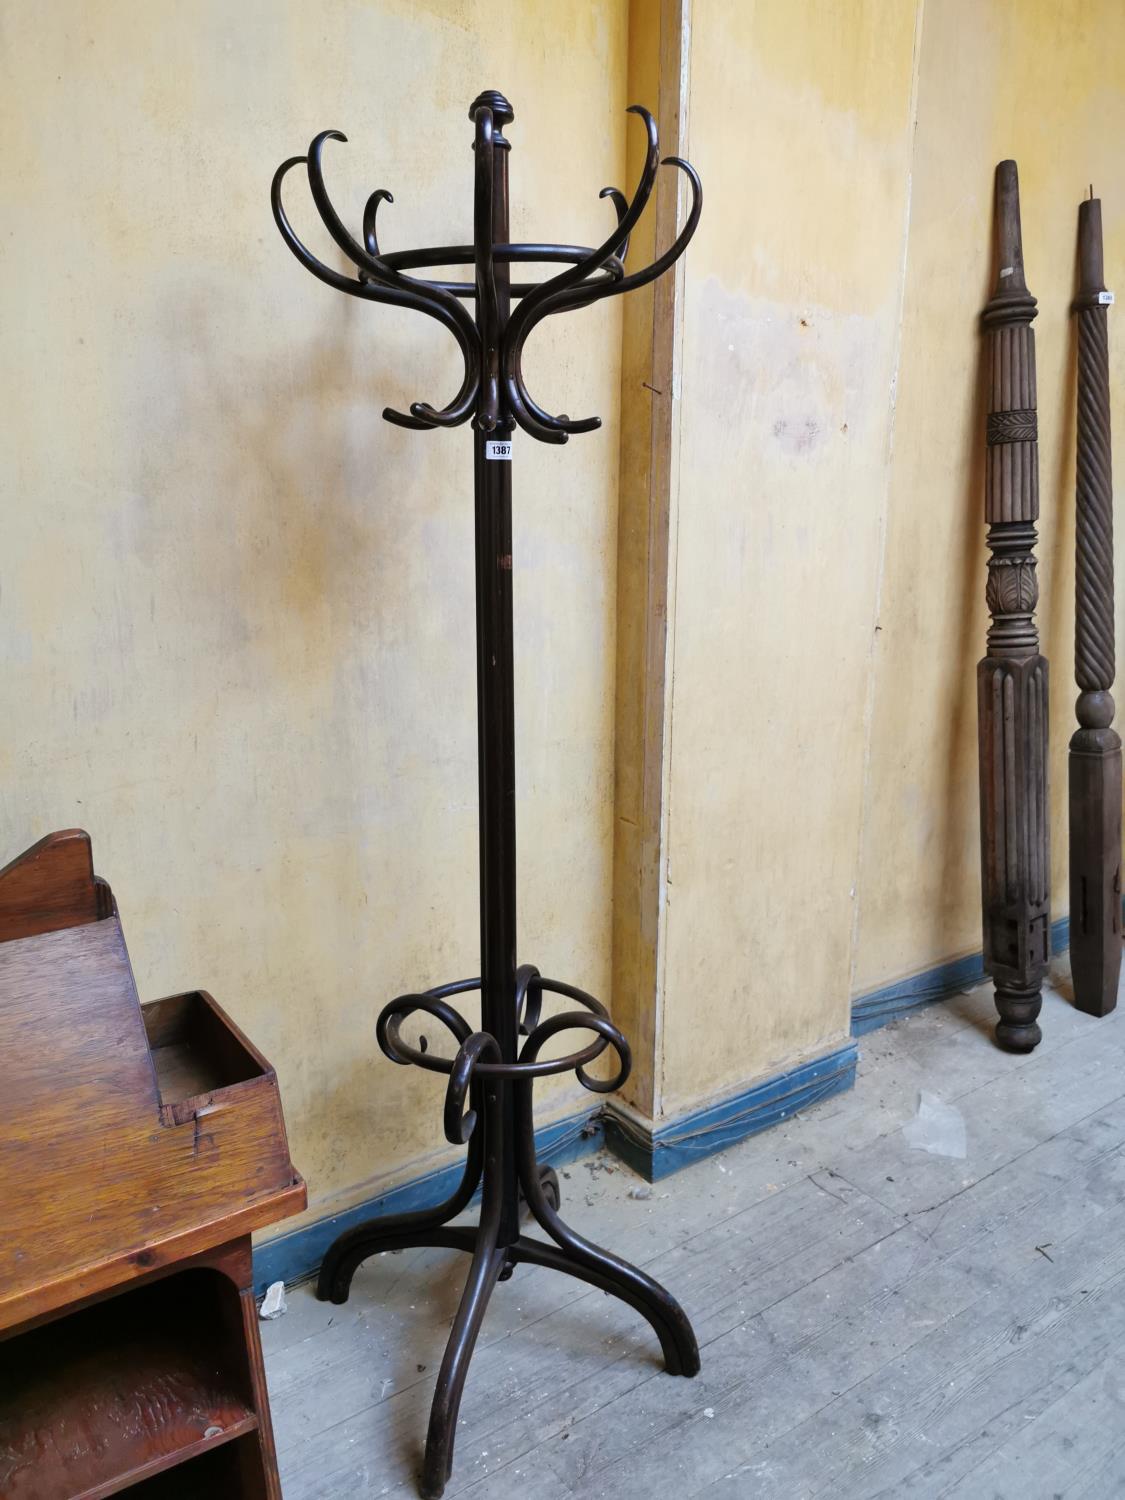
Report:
485,440,513,461
999,266,1014,278
1099,290,1115,305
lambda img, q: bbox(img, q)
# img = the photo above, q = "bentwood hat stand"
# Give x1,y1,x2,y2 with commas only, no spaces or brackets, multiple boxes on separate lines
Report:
272,89,702,1499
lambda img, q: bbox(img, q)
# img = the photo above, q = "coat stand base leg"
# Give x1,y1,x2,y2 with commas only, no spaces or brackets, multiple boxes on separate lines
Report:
316,1028,699,1500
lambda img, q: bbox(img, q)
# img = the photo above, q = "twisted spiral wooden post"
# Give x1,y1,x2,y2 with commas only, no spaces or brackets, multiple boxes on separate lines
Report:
1069,193,1121,1017
977,160,1049,1053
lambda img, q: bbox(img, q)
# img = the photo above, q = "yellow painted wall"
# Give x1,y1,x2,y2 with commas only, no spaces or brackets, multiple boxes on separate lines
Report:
0,0,627,1228
853,0,1125,993
654,0,1125,1122
657,0,923,1114
6,0,1124,1203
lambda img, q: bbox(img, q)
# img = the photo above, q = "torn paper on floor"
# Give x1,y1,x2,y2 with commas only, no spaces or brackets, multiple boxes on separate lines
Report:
902,1091,967,1159
259,1280,288,1320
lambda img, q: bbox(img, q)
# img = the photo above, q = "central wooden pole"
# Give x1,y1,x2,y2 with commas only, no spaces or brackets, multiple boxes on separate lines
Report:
471,92,522,1246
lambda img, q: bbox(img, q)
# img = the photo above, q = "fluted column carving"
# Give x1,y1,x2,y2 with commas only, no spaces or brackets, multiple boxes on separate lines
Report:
977,159,1049,1053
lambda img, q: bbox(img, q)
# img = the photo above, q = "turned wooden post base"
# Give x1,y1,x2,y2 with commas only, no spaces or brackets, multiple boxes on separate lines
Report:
1069,719,1123,1017
994,983,1044,1053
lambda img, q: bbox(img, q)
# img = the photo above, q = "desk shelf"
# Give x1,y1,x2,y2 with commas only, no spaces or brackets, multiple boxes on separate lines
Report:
0,1269,264,1499
117,1438,267,1498
0,832,303,1500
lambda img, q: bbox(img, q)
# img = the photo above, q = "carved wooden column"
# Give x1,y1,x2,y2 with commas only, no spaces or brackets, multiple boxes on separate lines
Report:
1069,192,1121,1017
977,159,1049,1053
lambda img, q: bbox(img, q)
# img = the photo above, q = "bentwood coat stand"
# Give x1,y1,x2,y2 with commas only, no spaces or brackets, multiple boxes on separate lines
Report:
272,91,702,1497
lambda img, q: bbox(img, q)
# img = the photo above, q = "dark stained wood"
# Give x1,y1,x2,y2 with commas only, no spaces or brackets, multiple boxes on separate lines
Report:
0,832,304,1499
977,160,1049,1053
0,1267,258,1498
120,1439,270,1499
273,89,702,1500
1069,193,1122,1018
0,829,111,944
240,1269,285,1500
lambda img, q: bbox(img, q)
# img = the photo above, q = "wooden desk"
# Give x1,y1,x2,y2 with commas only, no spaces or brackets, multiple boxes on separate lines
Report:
0,832,306,1499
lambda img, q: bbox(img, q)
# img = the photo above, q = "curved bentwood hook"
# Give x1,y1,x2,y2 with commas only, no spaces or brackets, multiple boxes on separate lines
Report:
377,972,630,1149
444,1031,500,1143
271,139,480,431
440,996,630,1149
506,186,633,440
270,102,700,442
362,188,394,258
504,145,703,442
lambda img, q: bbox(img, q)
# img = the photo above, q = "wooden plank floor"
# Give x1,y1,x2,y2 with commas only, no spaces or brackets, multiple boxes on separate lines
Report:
263,955,1125,1498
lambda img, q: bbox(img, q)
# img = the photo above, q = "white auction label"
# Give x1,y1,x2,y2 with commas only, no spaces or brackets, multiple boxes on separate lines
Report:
485,439,513,460
1099,290,1116,305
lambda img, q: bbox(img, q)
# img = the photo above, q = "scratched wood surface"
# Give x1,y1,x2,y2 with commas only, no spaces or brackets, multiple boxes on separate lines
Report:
0,917,304,1332
0,833,305,1334
0,831,301,1498
0,1270,258,1498
263,956,1125,1499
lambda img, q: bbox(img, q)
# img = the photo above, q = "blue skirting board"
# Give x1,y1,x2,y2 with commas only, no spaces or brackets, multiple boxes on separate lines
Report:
254,1106,603,1296
602,1041,858,1182
850,914,1072,1036
254,1040,859,1289
257,899,1122,1290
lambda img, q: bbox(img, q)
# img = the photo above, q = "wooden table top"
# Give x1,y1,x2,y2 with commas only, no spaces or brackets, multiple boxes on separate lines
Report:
0,833,305,1334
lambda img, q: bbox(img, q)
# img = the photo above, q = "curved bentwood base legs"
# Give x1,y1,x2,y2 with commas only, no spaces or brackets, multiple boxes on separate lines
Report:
316,973,700,1500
